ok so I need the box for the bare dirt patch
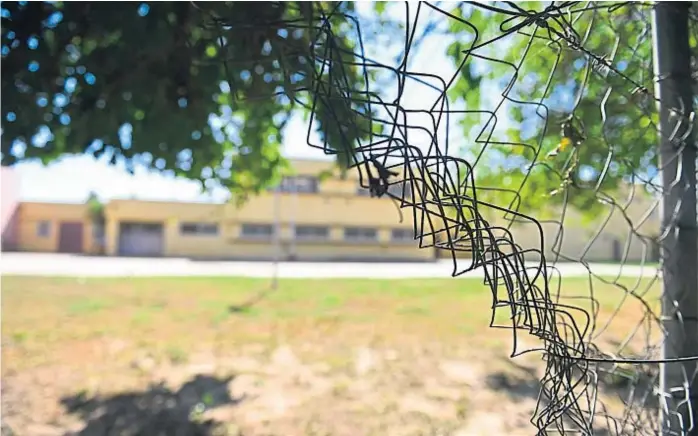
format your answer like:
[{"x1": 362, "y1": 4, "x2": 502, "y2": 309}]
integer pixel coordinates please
[
  {"x1": 2, "y1": 276, "x2": 660, "y2": 435},
  {"x1": 2, "y1": 342, "x2": 524, "y2": 436}
]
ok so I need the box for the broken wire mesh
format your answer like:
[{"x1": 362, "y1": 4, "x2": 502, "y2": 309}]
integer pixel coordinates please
[{"x1": 201, "y1": 2, "x2": 698, "y2": 434}]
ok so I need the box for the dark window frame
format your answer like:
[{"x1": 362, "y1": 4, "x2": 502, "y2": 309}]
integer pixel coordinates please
[
  {"x1": 120, "y1": 222, "x2": 162, "y2": 233},
  {"x1": 294, "y1": 225, "x2": 330, "y2": 240},
  {"x1": 241, "y1": 223, "x2": 274, "y2": 239},
  {"x1": 277, "y1": 175, "x2": 319, "y2": 193},
  {"x1": 357, "y1": 185, "x2": 372, "y2": 196},
  {"x1": 391, "y1": 228, "x2": 414, "y2": 242},
  {"x1": 344, "y1": 226, "x2": 378, "y2": 242},
  {"x1": 357, "y1": 181, "x2": 412, "y2": 198},
  {"x1": 387, "y1": 181, "x2": 412, "y2": 199},
  {"x1": 37, "y1": 220, "x2": 51, "y2": 238},
  {"x1": 180, "y1": 222, "x2": 219, "y2": 236}
]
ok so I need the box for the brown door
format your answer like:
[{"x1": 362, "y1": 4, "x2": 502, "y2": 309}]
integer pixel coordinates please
[{"x1": 58, "y1": 222, "x2": 84, "y2": 253}]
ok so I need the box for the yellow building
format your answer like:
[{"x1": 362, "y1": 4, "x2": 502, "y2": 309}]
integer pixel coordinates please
[
  {"x1": 14, "y1": 201, "x2": 98, "y2": 254},
  {"x1": 439, "y1": 184, "x2": 661, "y2": 264},
  {"x1": 13, "y1": 159, "x2": 435, "y2": 262},
  {"x1": 8, "y1": 159, "x2": 661, "y2": 263},
  {"x1": 493, "y1": 188, "x2": 662, "y2": 263}
]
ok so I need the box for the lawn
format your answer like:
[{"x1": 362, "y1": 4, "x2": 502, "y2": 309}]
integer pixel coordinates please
[{"x1": 2, "y1": 275, "x2": 661, "y2": 436}]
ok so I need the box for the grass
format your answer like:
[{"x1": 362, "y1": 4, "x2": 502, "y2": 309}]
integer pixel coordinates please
[
  {"x1": 1, "y1": 275, "x2": 663, "y2": 435},
  {"x1": 2, "y1": 275, "x2": 661, "y2": 371}
]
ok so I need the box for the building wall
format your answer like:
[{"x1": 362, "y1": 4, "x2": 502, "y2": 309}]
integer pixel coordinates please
[
  {"x1": 435, "y1": 190, "x2": 661, "y2": 263},
  {"x1": 1, "y1": 166, "x2": 20, "y2": 250},
  {"x1": 514, "y1": 194, "x2": 660, "y2": 263},
  {"x1": 103, "y1": 194, "x2": 434, "y2": 261},
  {"x1": 8, "y1": 158, "x2": 661, "y2": 263},
  {"x1": 16, "y1": 202, "x2": 94, "y2": 253},
  {"x1": 98, "y1": 159, "x2": 434, "y2": 261}
]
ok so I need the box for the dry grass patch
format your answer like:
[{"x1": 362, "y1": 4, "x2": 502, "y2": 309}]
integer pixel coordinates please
[{"x1": 2, "y1": 275, "x2": 661, "y2": 435}]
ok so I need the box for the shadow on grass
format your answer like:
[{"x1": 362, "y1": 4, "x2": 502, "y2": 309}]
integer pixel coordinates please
[
  {"x1": 598, "y1": 361, "x2": 659, "y2": 411},
  {"x1": 61, "y1": 374, "x2": 243, "y2": 436},
  {"x1": 227, "y1": 288, "x2": 275, "y2": 314},
  {"x1": 485, "y1": 361, "x2": 540, "y2": 401},
  {"x1": 484, "y1": 363, "x2": 612, "y2": 434},
  {"x1": 486, "y1": 358, "x2": 658, "y2": 435}
]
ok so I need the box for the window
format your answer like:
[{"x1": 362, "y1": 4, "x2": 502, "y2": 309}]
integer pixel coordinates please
[
  {"x1": 277, "y1": 176, "x2": 319, "y2": 193},
  {"x1": 357, "y1": 186, "x2": 372, "y2": 197},
  {"x1": 357, "y1": 181, "x2": 412, "y2": 198},
  {"x1": 121, "y1": 222, "x2": 162, "y2": 233},
  {"x1": 344, "y1": 226, "x2": 377, "y2": 242},
  {"x1": 388, "y1": 181, "x2": 412, "y2": 199},
  {"x1": 180, "y1": 222, "x2": 219, "y2": 236},
  {"x1": 241, "y1": 223, "x2": 274, "y2": 239},
  {"x1": 294, "y1": 225, "x2": 329, "y2": 240},
  {"x1": 391, "y1": 228, "x2": 414, "y2": 242},
  {"x1": 37, "y1": 220, "x2": 50, "y2": 238}
]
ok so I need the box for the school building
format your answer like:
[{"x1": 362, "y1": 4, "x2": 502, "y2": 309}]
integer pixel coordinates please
[
  {"x1": 1, "y1": 160, "x2": 435, "y2": 262},
  {"x1": 1, "y1": 161, "x2": 661, "y2": 263}
]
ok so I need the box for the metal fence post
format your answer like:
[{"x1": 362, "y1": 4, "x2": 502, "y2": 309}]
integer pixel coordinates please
[{"x1": 651, "y1": 2, "x2": 698, "y2": 434}]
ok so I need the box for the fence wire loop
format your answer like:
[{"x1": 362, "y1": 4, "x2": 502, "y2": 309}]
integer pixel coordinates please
[{"x1": 205, "y1": 2, "x2": 698, "y2": 434}]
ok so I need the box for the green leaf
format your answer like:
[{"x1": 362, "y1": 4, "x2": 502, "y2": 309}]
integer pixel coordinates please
[{"x1": 444, "y1": 3, "x2": 661, "y2": 218}]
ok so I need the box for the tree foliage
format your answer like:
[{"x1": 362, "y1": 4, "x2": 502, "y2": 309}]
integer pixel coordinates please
[
  {"x1": 1, "y1": 1, "x2": 373, "y2": 199},
  {"x1": 85, "y1": 190, "x2": 104, "y2": 223},
  {"x1": 445, "y1": 3, "x2": 690, "y2": 218}
]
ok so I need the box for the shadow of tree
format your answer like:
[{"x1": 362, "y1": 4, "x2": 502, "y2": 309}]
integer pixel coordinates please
[
  {"x1": 485, "y1": 361, "x2": 540, "y2": 401},
  {"x1": 595, "y1": 361, "x2": 660, "y2": 435},
  {"x1": 61, "y1": 374, "x2": 244, "y2": 436},
  {"x1": 1, "y1": 420, "x2": 17, "y2": 436},
  {"x1": 486, "y1": 357, "x2": 659, "y2": 435},
  {"x1": 596, "y1": 341, "x2": 660, "y2": 410}
]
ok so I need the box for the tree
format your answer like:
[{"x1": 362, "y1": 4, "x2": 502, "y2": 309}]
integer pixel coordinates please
[
  {"x1": 85, "y1": 190, "x2": 104, "y2": 224},
  {"x1": 85, "y1": 190, "x2": 105, "y2": 253},
  {"x1": 1, "y1": 1, "x2": 375, "y2": 199},
  {"x1": 443, "y1": 3, "x2": 685, "y2": 219}
]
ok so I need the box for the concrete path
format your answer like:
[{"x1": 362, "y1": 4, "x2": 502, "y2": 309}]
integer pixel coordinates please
[{"x1": 1, "y1": 252, "x2": 659, "y2": 279}]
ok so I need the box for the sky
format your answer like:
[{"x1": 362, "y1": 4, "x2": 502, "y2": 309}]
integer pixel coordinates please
[
  {"x1": 13, "y1": 116, "x2": 329, "y2": 204},
  {"x1": 9, "y1": 2, "x2": 528, "y2": 204}
]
